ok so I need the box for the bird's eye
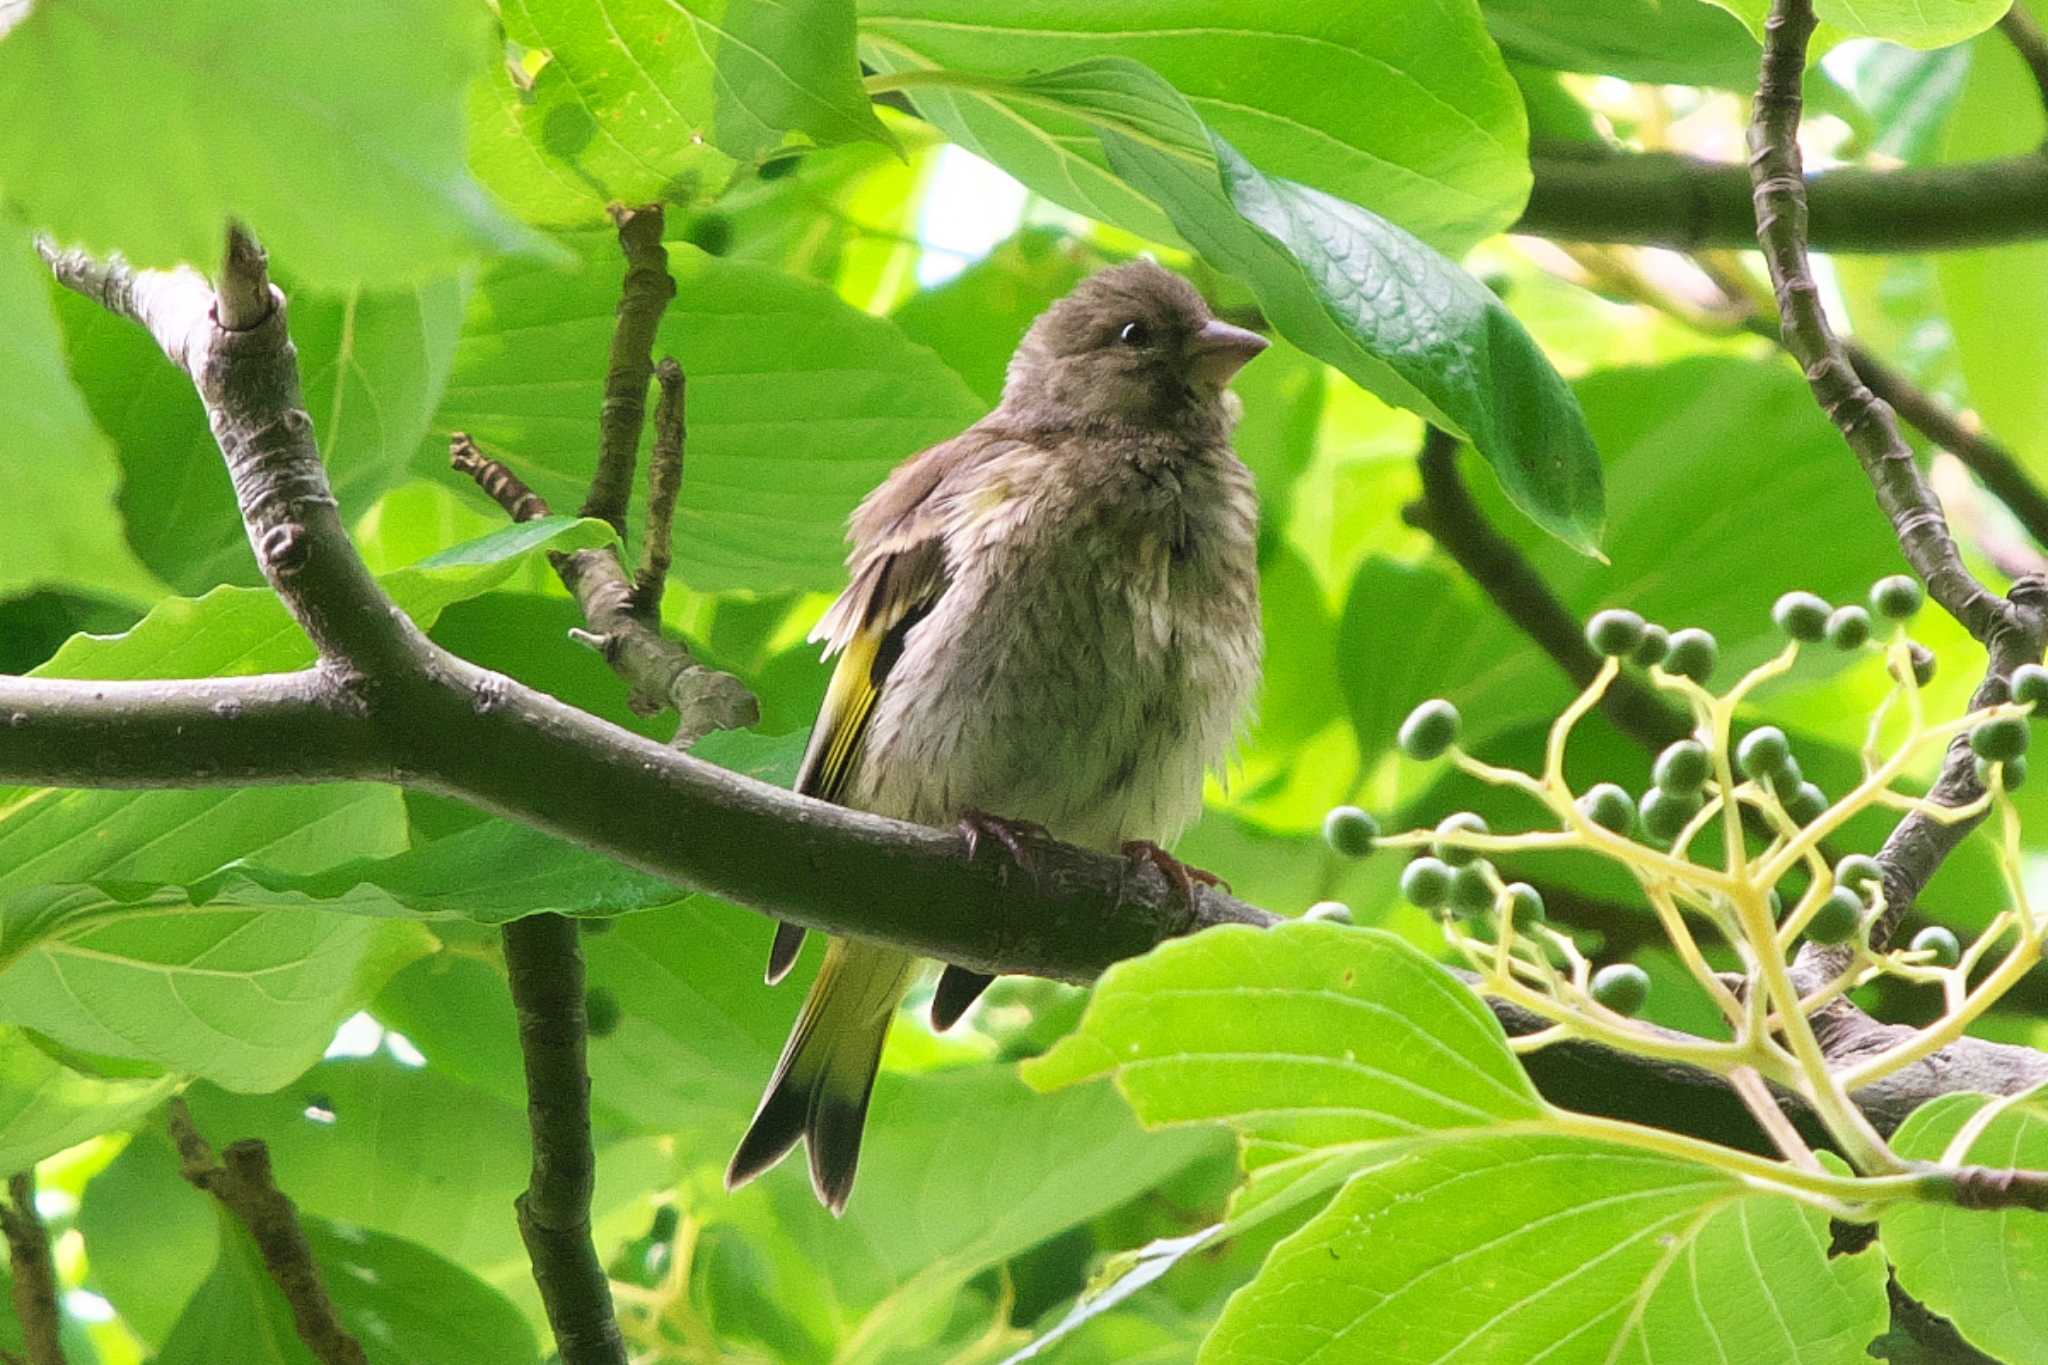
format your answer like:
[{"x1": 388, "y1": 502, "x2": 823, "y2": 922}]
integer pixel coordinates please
[{"x1": 1117, "y1": 320, "x2": 1150, "y2": 347}]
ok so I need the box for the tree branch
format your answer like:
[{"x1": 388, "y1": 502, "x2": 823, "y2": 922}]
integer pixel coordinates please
[
  {"x1": 582, "y1": 204, "x2": 675, "y2": 536},
  {"x1": 2002, "y1": 1, "x2": 2048, "y2": 120},
  {"x1": 168, "y1": 1101, "x2": 366, "y2": 1365},
  {"x1": 1, "y1": 1173, "x2": 65, "y2": 1365},
  {"x1": 1402, "y1": 426, "x2": 1690, "y2": 752},
  {"x1": 633, "y1": 358, "x2": 685, "y2": 617},
  {"x1": 504, "y1": 914, "x2": 624, "y2": 1365},
  {"x1": 1517, "y1": 145, "x2": 2048, "y2": 254}
]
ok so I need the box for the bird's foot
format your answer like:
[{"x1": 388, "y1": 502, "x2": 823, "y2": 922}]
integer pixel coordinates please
[
  {"x1": 1121, "y1": 840, "x2": 1229, "y2": 908},
  {"x1": 958, "y1": 809, "x2": 1051, "y2": 889}
]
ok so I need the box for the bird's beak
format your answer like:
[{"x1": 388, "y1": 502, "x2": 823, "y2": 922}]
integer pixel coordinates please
[{"x1": 1189, "y1": 318, "x2": 1270, "y2": 386}]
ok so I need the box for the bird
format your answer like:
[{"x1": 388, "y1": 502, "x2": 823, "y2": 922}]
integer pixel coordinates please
[{"x1": 725, "y1": 259, "x2": 1268, "y2": 1214}]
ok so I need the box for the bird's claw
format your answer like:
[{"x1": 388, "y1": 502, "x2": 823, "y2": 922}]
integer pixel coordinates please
[
  {"x1": 1121, "y1": 839, "x2": 1228, "y2": 909},
  {"x1": 959, "y1": 809, "x2": 1050, "y2": 889}
]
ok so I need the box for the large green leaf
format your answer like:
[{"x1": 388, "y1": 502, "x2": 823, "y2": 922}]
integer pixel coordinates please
[
  {"x1": 77, "y1": 1128, "x2": 221, "y2": 1346},
  {"x1": 1483, "y1": 0, "x2": 1763, "y2": 87},
  {"x1": 889, "y1": 228, "x2": 1097, "y2": 405},
  {"x1": 473, "y1": 0, "x2": 890, "y2": 230},
  {"x1": 0, "y1": 224, "x2": 161, "y2": 603},
  {"x1": 942, "y1": 58, "x2": 1599, "y2": 551},
  {"x1": 54, "y1": 272, "x2": 469, "y2": 593},
  {"x1": 1702, "y1": 0, "x2": 2008, "y2": 46},
  {"x1": 857, "y1": 0, "x2": 1530, "y2": 256},
  {"x1": 0, "y1": 1026, "x2": 175, "y2": 1174},
  {"x1": 157, "y1": 1209, "x2": 541, "y2": 1365},
  {"x1": 1938, "y1": 37, "x2": 2048, "y2": 474},
  {"x1": 1881, "y1": 1091, "x2": 2048, "y2": 1363},
  {"x1": 1026, "y1": 923, "x2": 1542, "y2": 1167},
  {"x1": 0, "y1": 0, "x2": 551, "y2": 286},
  {"x1": 421, "y1": 235, "x2": 984, "y2": 591},
  {"x1": 1201, "y1": 1135, "x2": 1886, "y2": 1364}
]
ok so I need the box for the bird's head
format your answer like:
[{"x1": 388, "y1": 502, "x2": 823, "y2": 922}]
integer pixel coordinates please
[{"x1": 1002, "y1": 260, "x2": 1268, "y2": 432}]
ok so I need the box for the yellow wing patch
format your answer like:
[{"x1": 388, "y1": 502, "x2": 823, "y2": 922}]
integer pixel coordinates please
[{"x1": 797, "y1": 625, "x2": 883, "y2": 803}]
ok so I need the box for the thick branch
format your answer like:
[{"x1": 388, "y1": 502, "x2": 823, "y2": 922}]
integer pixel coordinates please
[
  {"x1": 582, "y1": 205, "x2": 675, "y2": 535},
  {"x1": 1518, "y1": 145, "x2": 2048, "y2": 253},
  {"x1": 2003, "y1": 1, "x2": 2048, "y2": 119},
  {"x1": 504, "y1": 914, "x2": 625, "y2": 1365},
  {"x1": 1, "y1": 1173, "x2": 64, "y2": 1365},
  {"x1": 168, "y1": 1102, "x2": 366, "y2": 1365},
  {"x1": 1403, "y1": 428, "x2": 1689, "y2": 753}
]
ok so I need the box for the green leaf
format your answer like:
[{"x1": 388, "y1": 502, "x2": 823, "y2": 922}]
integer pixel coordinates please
[
  {"x1": 77, "y1": 1128, "x2": 219, "y2": 1346},
  {"x1": 1483, "y1": 0, "x2": 1763, "y2": 88},
  {"x1": 1882, "y1": 1091, "x2": 2048, "y2": 1363},
  {"x1": 1025, "y1": 923, "x2": 1542, "y2": 1167},
  {"x1": 1938, "y1": 37, "x2": 2048, "y2": 477},
  {"x1": 158, "y1": 1210, "x2": 541, "y2": 1365},
  {"x1": 1818, "y1": 0, "x2": 2013, "y2": 47},
  {"x1": 55, "y1": 272, "x2": 469, "y2": 593},
  {"x1": 857, "y1": 0, "x2": 1530, "y2": 255},
  {"x1": 421, "y1": 235, "x2": 984, "y2": 591},
  {"x1": 0, "y1": 880, "x2": 434, "y2": 1091},
  {"x1": 890, "y1": 228, "x2": 1096, "y2": 405},
  {"x1": 0, "y1": 223, "x2": 162, "y2": 603},
  {"x1": 0, "y1": 0, "x2": 555, "y2": 286},
  {"x1": 0, "y1": 1026, "x2": 175, "y2": 1174},
  {"x1": 953, "y1": 58, "x2": 1599, "y2": 551},
  {"x1": 1200, "y1": 1134, "x2": 1886, "y2": 1364}
]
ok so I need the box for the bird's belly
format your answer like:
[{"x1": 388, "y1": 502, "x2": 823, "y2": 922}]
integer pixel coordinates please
[{"x1": 850, "y1": 550, "x2": 1250, "y2": 854}]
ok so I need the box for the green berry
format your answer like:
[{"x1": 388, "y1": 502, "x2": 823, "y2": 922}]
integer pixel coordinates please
[
  {"x1": 1806, "y1": 887, "x2": 1864, "y2": 945},
  {"x1": 2012, "y1": 664, "x2": 2048, "y2": 709},
  {"x1": 1633, "y1": 623, "x2": 1672, "y2": 668},
  {"x1": 1785, "y1": 781, "x2": 1829, "y2": 824},
  {"x1": 1888, "y1": 642, "x2": 1937, "y2": 689},
  {"x1": 1639, "y1": 786, "x2": 1702, "y2": 844},
  {"x1": 585, "y1": 986, "x2": 621, "y2": 1038},
  {"x1": 1970, "y1": 715, "x2": 2031, "y2": 762},
  {"x1": 1433, "y1": 812, "x2": 1490, "y2": 867},
  {"x1": 1322, "y1": 805, "x2": 1380, "y2": 858},
  {"x1": 1870, "y1": 575, "x2": 1924, "y2": 621},
  {"x1": 1768, "y1": 753, "x2": 1807, "y2": 794},
  {"x1": 1976, "y1": 753, "x2": 2029, "y2": 791},
  {"x1": 1579, "y1": 782, "x2": 1636, "y2": 834},
  {"x1": 1448, "y1": 861, "x2": 1497, "y2": 916},
  {"x1": 1591, "y1": 962, "x2": 1652, "y2": 1016},
  {"x1": 1737, "y1": 727, "x2": 1791, "y2": 781},
  {"x1": 1773, "y1": 591, "x2": 1832, "y2": 642},
  {"x1": 1834, "y1": 854, "x2": 1884, "y2": 898},
  {"x1": 1503, "y1": 882, "x2": 1546, "y2": 930},
  {"x1": 1910, "y1": 925, "x2": 1961, "y2": 967},
  {"x1": 1653, "y1": 739, "x2": 1712, "y2": 793},
  {"x1": 1400, "y1": 857, "x2": 1454, "y2": 908},
  {"x1": 1304, "y1": 900, "x2": 1354, "y2": 924},
  {"x1": 1825, "y1": 605, "x2": 1872, "y2": 650},
  {"x1": 1663, "y1": 628, "x2": 1719, "y2": 683},
  {"x1": 1586, "y1": 609, "x2": 1648, "y2": 658},
  {"x1": 1399, "y1": 699, "x2": 1461, "y2": 760}
]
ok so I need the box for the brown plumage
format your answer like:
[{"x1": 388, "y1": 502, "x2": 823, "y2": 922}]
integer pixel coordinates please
[{"x1": 727, "y1": 260, "x2": 1268, "y2": 1213}]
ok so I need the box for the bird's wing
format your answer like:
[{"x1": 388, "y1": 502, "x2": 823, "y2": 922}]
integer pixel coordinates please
[{"x1": 765, "y1": 431, "x2": 1018, "y2": 984}]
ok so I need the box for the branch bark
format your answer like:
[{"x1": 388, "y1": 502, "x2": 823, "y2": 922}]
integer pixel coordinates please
[
  {"x1": 168, "y1": 1102, "x2": 366, "y2": 1365},
  {"x1": 504, "y1": 914, "x2": 624, "y2": 1365},
  {"x1": 1517, "y1": 145, "x2": 2048, "y2": 253},
  {"x1": 1403, "y1": 426, "x2": 1690, "y2": 753},
  {"x1": 1, "y1": 1173, "x2": 64, "y2": 1365}
]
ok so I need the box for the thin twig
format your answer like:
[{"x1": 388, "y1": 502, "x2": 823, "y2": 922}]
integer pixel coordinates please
[
  {"x1": 1403, "y1": 426, "x2": 1690, "y2": 753},
  {"x1": 2002, "y1": 1, "x2": 2048, "y2": 122},
  {"x1": 450, "y1": 432, "x2": 552, "y2": 523},
  {"x1": 583, "y1": 204, "x2": 676, "y2": 536},
  {"x1": 216, "y1": 223, "x2": 273, "y2": 332},
  {"x1": 633, "y1": 358, "x2": 686, "y2": 617},
  {"x1": 504, "y1": 914, "x2": 626, "y2": 1365},
  {"x1": 1, "y1": 1173, "x2": 65, "y2": 1365},
  {"x1": 167, "y1": 1102, "x2": 366, "y2": 1365}
]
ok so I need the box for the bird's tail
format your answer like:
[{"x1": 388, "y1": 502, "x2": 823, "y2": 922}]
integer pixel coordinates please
[{"x1": 725, "y1": 938, "x2": 915, "y2": 1214}]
